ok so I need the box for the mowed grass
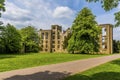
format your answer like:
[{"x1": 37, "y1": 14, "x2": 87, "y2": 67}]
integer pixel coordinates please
[
  {"x1": 64, "y1": 58, "x2": 120, "y2": 80},
  {"x1": 0, "y1": 53, "x2": 105, "y2": 72}
]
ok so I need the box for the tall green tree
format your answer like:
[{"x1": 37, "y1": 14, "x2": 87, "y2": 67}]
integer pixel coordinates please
[
  {"x1": 0, "y1": 24, "x2": 21, "y2": 53},
  {"x1": 20, "y1": 26, "x2": 39, "y2": 53},
  {"x1": 0, "y1": 0, "x2": 6, "y2": 53},
  {"x1": 67, "y1": 7, "x2": 100, "y2": 54},
  {"x1": 86, "y1": 0, "x2": 120, "y2": 27}
]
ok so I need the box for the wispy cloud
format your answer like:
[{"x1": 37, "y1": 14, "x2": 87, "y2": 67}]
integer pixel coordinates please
[
  {"x1": 53, "y1": 6, "x2": 75, "y2": 19},
  {"x1": 1, "y1": 0, "x2": 75, "y2": 30}
]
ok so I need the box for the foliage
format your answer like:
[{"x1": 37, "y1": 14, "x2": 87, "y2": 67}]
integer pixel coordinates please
[
  {"x1": 114, "y1": 11, "x2": 120, "y2": 27},
  {"x1": 86, "y1": 0, "x2": 120, "y2": 27},
  {"x1": 67, "y1": 7, "x2": 100, "y2": 54},
  {"x1": 20, "y1": 26, "x2": 40, "y2": 53},
  {"x1": 0, "y1": 25, "x2": 40, "y2": 53},
  {"x1": 86, "y1": 0, "x2": 120, "y2": 11},
  {"x1": 0, "y1": 0, "x2": 5, "y2": 17},
  {"x1": 0, "y1": 53, "x2": 104, "y2": 72},
  {"x1": 0, "y1": 0, "x2": 5, "y2": 52},
  {"x1": 113, "y1": 40, "x2": 120, "y2": 53},
  {"x1": 0, "y1": 24, "x2": 21, "y2": 53}
]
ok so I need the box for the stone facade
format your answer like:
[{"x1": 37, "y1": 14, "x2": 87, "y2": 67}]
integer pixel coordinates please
[
  {"x1": 39, "y1": 30, "x2": 52, "y2": 52},
  {"x1": 39, "y1": 24, "x2": 113, "y2": 54},
  {"x1": 99, "y1": 24, "x2": 113, "y2": 54},
  {"x1": 39, "y1": 25, "x2": 70, "y2": 52}
]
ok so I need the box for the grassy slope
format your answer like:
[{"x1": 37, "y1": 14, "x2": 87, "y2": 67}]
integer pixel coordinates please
[
  {"x1": 0, "y1": 53, "x2": 104, "y2": 72},
  {"x1": 64, "y1": 58, "x2": 120, "y2": 80}
]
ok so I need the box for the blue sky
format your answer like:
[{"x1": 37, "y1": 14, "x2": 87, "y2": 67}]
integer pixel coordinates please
[{"x1": 0, "y1": 0, "x2": 120, "y2": 40}]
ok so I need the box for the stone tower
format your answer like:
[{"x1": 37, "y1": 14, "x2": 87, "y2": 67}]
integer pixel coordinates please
[
  {"x1": 99, "y1": 24, "x2": 113, "y2": 54},
  {"x1": 51, "y1": 25, "x2": 63, "y2": 52},
  {"x1": 39, "y1": 25, "x2": 64, "y2": 52},
  {"x1": 39, "y1": 29, "x2": 52, "y2": 52}
]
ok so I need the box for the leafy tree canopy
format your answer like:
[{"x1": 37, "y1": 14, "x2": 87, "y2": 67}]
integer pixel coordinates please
[
  {"x1": 0, "y1": 24, "x2": 21, "y2": 53},
  {"x1": 67, "y1": 7, "x2": 100, "y2": 54},
  {"x1": 0, "y1": 0, "x2": 5, "y2": 17},
  {"x1": 86, "y1": 0, "x2": 120, "y2": 11},
  {"x1": 20, "y1": 26, "x2": 40, "y2": 53},
  {"x1": 86, "y1": 0, "x2": 120, "y2": 27}
]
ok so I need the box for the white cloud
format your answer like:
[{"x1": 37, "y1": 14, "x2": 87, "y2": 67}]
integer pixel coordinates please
[
  {"x1": 1, "y1": 0, "x2": 75, "y2": 30},
  {"x1": 5, "y1": 1, "x2": 30, "y2": 18},
  {"x1": 1, "y1": 1, "x2": 33, "y2": 28},
  {"x1": 53, "y1": 6, "x2": 74, "y2": 19}
]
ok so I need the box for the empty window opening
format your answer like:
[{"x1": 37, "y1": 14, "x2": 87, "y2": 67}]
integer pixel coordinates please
[
  {"x1": 102, "y1": 27, "x2": 107, "y2": 36},
  {"x1": 42, "y1": 33, "x2": 44, "y2": 39},
  {"x1": 46, "y1": 32, "x2": 48, "y2": 39},
  {"x1": 58, "y1": 45, "x2": 60, "y2": 48}
]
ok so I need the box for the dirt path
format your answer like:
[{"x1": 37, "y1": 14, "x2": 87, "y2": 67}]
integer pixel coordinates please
[{"x1": 0, "y1": 54, "x2": 120, "y2": 80}]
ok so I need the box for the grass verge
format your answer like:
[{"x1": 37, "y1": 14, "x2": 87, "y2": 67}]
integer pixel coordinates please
[
  {"x1": 63, "y1": 58, "x2": 120, "y2": 80},
  {"x1": 0, "y1": 53, "x2": 105, "y2": 72}
]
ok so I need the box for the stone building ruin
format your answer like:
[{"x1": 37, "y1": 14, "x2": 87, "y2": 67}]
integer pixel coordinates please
[{"x1": 39, "y1": 24, "x2": 113, "y2": 54}]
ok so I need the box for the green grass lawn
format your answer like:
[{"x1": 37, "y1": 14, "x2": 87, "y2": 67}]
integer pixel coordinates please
[
  {"x1": 64, "y1": 58, "x2": 120, "y2": 80},
  {"x1": 0, "y1": 53, "x2": 105, "y2": 72}
]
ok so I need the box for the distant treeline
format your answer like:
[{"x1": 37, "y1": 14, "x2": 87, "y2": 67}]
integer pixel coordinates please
[{"x1": 0, "y1": 24, "x2": 40, "y2": 54}]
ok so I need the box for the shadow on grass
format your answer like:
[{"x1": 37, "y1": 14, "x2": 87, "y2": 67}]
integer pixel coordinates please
[
  {"x1": 110, "y1": 59, "x2": 120, "y2": 66},
  {"x1": 4, "y1": 71, "x2": 71, "y2": 80},
  {"x1": 64, "y1": 72, "x2": 120, "y2": 80},
  {"x1": 0, "y1": 53, "x2": 36, "y2": 60},
  {"x1": 0, "y1": 55, "x2": 16, "y2": 60}
]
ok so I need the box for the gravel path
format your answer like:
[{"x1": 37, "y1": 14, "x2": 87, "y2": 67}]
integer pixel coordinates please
[{"x1": 0, "y1": 54, "x2": 120, "y2": 80}]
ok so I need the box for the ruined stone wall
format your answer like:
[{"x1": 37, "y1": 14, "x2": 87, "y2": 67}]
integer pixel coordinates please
[{"x1": 99, "y1": 24, "x2": 113, "y2": 54}]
